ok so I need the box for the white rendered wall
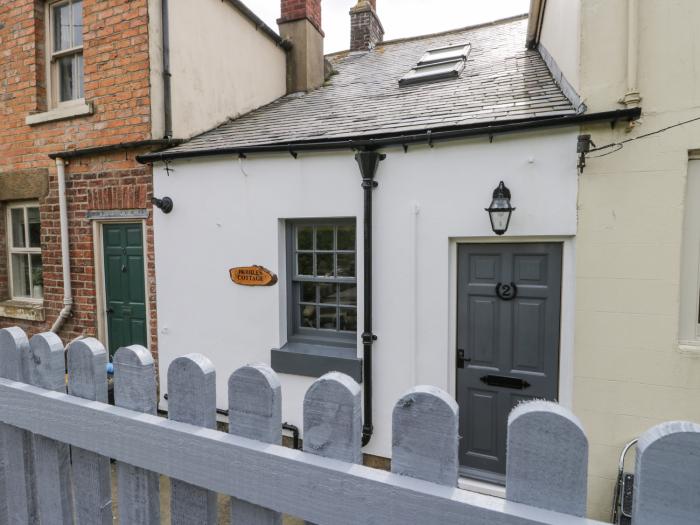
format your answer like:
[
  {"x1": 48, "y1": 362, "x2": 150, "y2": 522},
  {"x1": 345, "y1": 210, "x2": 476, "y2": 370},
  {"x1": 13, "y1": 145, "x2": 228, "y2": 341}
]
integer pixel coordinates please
[{"x1": 153, "y1": 129, "x2": 579, "y2": 458}]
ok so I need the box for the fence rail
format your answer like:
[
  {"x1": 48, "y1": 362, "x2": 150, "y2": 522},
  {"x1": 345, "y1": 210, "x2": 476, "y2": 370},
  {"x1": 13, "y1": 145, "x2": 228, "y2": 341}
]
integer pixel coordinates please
[{"x1": 0, "y1": 327, "x2": 699, "y2": 525}]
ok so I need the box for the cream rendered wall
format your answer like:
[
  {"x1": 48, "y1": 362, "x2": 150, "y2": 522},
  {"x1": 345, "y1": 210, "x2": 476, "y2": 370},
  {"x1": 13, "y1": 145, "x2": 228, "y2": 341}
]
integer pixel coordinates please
[
  {"x1": 538, "y1": 0, "x2": 581, "y2": 92},
  {"x1": 162, "y1": 0, "x2": 287, "y2": 139},
  {"x1": 570, "y1": 0, "x2": 700, "y2": 519},
  {"x1": 152, "y1": 129, "x2": 579, "y2": 460}
]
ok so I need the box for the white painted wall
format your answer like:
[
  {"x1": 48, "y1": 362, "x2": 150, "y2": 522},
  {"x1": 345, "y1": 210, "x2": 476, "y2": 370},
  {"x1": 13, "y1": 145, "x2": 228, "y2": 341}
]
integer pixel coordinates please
[
  {"x1": 538, "y1": 0, "x2": 580, "y2": 93},
  {"x1": 153, "y1": 129, "x2": 579, "y2": 457},
  {"x1": 151, "y1": 0, "x2": 288, "y2": 139}
]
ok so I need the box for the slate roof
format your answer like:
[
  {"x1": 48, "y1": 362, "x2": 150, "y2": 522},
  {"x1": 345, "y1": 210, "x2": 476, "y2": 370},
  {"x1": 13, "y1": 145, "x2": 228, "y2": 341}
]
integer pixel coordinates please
[{"x1": 160, "y1": 15, "x2": 577, "y2": 158}]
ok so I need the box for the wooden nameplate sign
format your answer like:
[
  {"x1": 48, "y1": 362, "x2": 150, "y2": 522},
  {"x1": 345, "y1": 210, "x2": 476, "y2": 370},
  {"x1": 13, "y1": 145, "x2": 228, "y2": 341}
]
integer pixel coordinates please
[{"x1": 229, "y1": 266, "x2": 278, "y2": 287}]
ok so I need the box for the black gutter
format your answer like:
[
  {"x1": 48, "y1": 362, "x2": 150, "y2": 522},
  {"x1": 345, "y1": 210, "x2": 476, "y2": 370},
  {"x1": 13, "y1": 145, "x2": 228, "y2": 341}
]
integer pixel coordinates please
[
  {"x1": 136, "y1": 108, "x2": 641, "y2": 164},
  {"x1": 162, "y1": 0, "x2": 173, "y2": 139},
  {"x1": 355, "y1": 150, "x2": 384, "y2": 447},
  {"x1": 49, "y1": 139, "x2": 184, "y2": 160},
  {"x1": 223, "y1": 0, "x2": 292, "y2": 50}
]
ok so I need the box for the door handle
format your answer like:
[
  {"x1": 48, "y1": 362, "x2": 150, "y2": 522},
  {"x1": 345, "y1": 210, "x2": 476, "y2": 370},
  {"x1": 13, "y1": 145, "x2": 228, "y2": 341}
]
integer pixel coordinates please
[
  {"x1": 106, "y1": 308, "x2": 114, "y2": 314},
  {"x1": 480, "y1": 375, "x2": 531, "y2": 389},
  {"x1": 457, "y1": 349, "x2": 470, "y2": 369}
]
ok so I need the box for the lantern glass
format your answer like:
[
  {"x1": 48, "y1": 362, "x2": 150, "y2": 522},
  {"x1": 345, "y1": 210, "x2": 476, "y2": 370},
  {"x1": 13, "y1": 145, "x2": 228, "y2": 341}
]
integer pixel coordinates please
[{"x1": 485, "y1": 181, "x2": 515, "y2": 235}]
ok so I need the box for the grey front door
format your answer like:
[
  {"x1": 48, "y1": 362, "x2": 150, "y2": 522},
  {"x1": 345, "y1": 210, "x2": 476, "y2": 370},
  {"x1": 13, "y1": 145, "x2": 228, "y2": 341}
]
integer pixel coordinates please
[{"x1": 456, "y1": 243, "x2": 562, "y2": 483}]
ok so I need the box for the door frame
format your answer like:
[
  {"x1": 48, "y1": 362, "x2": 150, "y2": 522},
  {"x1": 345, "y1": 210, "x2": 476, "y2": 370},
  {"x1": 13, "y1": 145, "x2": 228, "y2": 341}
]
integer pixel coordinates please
[
  {"x1": 448, "y1": 236, "x2": 576, "y2": 413},
  {"x1": 93, "y1": 219, "x2": 151, "y2": 353}
]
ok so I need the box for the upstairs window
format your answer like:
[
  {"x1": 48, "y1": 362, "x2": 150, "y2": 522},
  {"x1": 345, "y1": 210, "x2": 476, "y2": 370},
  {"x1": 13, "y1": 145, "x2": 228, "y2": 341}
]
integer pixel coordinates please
[
  {"x1": 399, "y1": 43, "x2": 471, "y2": 86},
  {"x1": 48, "y1": 0, "x2": 84, "y2": 105},
  {"x1": 7, "y1": 203, "x2": 43, "y2": 301},
  {"x1": 289, "y1": 221, "x2": 357, "y2": 343}
]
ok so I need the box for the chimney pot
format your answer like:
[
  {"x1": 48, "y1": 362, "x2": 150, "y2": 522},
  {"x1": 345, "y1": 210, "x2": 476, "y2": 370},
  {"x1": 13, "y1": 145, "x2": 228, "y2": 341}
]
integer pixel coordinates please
[{"x1": 350, "y1": 0, "x2": 384, "y2": 51}]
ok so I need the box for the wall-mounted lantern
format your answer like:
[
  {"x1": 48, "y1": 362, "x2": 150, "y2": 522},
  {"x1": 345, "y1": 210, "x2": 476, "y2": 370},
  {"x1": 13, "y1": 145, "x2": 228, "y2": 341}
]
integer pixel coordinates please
[
  {"x1": 485, "y1": 181, "x2": 515, "y2": 235},
  {"x1": 152, "y1": 196, "x2": 173, "y2": 214}
]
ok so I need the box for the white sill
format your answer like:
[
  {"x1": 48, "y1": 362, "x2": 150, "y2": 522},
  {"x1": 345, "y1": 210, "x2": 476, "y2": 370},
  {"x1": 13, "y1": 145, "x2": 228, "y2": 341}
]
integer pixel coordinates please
[
  {"x1": 458, "y1": 477, "x2": 506, "y2": 499},
  {"x1": 678, "y1": 340, "x2": 700, "y2": 357},
  {"x1": 0, "y1": 299, "x2": 45, "y2": 322},
  {"x1": 26, "y1": 100, "x2": 93, "y2": 126}
]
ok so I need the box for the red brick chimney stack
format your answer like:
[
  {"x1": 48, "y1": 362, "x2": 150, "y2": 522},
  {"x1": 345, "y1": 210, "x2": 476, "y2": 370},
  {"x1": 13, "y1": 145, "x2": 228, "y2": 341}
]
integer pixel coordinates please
[
  {"x1": 350, "y1": 0, "x2": 384, "y2": 51},
  {"x1": 278, "y1": 0, "x2": 325, "y2": 93}
]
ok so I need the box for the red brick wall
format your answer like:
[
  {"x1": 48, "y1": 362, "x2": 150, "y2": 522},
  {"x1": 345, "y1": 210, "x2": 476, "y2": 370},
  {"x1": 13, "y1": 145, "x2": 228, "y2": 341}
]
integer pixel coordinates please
[
  {"x1": 0, "y1": 0, "x2": 158, "y2": 360},
  {"x1": 279, "y1": 0, "x2": 322, "y2": 33}
]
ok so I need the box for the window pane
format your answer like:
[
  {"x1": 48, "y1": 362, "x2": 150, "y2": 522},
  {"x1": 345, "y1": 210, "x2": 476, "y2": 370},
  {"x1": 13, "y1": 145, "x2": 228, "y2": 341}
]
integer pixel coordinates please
[
  {"x1": 316, "y1": 253, "x2": 334, "y2": 277},
  {"x1": 319, "y1": 284, "x2": 336, "y2": 304},
  {"x1": 339, "y1": 308, "x2": 357, "y2": 332},
  {"x1": 338, "y1": 284, "x2": 357, "y2": 306},
  {"x1": 11, "y1": 254, "x2": 31, "y2": 298},
  {"x1": 297, "y1": 226, "x2": 313, "y2": 250},
  {"x1": 300, "y1": 304, "x2": 317, "y2": 329},
  {"x1": 11, "y1": 208, "x2": 26, "y2": 248},
  {"x1": 72, "y1": 0, "x2": 83, "y2": 47},
  {"x1": 337, "y1": 253, "x2": 355, "y2": 277},
  {"x1": 58, "y1": 56, "x2": 74, "y2": 102},
  {"x1": 297, "y1": 253, "x2": 313, "y2": 276},
  {"x1": 27, "y1": 207, "x2": 41, "y2": 248},
  {"x1": 76, "y1": 53, "x2": 84, "y2": 98},
  {"x1": 316, "y1": 226, "x2": 333, "y2": 250},
  {"x1": 53, "y1": 3, "x2": 71, "y2": 51},
  {"x1": 337, "y1": 225, "x2": 355, "y2": 250},
  {"x1": 319, "y1": 307, "x2": 337, "y2": 330},
  {"x1": 31, "y1": 254, "x2": 43, "y2": 299},
  {"x1": 301, "y1": 282, "x2": 316, "y2": 303}
]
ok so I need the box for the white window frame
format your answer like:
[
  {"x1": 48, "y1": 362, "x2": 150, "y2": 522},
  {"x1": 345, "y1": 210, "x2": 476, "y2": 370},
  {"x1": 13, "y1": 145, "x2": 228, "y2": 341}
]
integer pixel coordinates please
[
  {"x1": 6, "y1": 202, "x2": 43, "y2": 303},
  {"x1": 679, "y1": 159, "x2": 700, "y2": 350},
  {"x1": 46, "y1": 0, "x2": 84, "y2": 109}
]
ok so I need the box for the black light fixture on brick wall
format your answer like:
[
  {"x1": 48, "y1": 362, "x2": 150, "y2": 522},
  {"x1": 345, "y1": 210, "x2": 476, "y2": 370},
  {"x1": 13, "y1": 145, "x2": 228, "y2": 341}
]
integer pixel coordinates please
[{"x1": 485, "y1": 181, "x2": 515, "y2": 235}]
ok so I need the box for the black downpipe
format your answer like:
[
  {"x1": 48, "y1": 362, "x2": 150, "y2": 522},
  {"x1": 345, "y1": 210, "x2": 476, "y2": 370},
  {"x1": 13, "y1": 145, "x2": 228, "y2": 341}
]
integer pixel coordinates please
[
  {"x1": 161, "y1": 0, "x2": 173, "y2": 139},
  {"x1": 355, "y1": 150, "x2": 385, "y2": 447}
]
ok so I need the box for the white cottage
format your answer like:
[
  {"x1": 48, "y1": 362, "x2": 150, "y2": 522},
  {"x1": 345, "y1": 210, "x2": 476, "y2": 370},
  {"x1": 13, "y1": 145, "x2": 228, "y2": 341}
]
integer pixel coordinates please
[{"x1": 138, "y1": 2, "x2": 638, "y2": 488}]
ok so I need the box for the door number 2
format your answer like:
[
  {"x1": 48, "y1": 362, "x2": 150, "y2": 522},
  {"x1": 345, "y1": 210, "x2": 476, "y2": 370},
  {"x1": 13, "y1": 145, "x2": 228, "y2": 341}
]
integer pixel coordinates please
[{"x1": 495, "y1": 282, "x2": 517, "y2": 301}]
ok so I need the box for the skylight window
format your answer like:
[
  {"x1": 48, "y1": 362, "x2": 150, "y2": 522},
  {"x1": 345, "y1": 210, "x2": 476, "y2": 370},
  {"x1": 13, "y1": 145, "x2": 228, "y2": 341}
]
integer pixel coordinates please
[
  {"x1": 418, "y1": 43, "x2": 471, "y2": 65},
  {"x1": 399, "y1": 43, "x2": 471, "y2": 86}
]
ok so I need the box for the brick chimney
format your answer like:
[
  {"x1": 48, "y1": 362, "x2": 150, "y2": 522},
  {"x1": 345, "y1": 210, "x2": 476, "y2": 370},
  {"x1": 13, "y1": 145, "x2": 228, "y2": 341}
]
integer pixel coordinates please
[
  {"x1": 278, "y1": 0, "x2": 325, "y2": 93},
  {"x1": 350, "y1": 0, "x2": 384, "y2": 51}
]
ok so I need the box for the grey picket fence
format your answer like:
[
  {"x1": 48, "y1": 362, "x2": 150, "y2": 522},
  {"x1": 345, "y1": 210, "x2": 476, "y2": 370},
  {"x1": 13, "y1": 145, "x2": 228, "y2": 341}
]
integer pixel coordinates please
[{"x1": 0, "y1": 327, "x2": 698, "y2": 525}]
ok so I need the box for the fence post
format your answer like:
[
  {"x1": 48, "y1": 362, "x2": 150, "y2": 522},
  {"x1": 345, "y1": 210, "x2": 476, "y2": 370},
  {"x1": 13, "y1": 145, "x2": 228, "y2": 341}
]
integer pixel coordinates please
[
  {"x1": 304, "y1": 372, "x2": 362, "y2": 525},
  {"x1": 632, "y1": 420, "x2": 700, "y2": 525},
  {"x1": 67, "y1": 338, "x2": 113, "y2": 525},
  {"x1": 228, "y1": 364, "x2": 282, "y2": 525},
  {"x1": 26, "y1": 332, "x2": 74, "y2": 525},
  {"x1": 167, "y1": 354, "x2": 218, "y2": 525},
  {"x1": 114, "y1": 345, "x2": 160, "y2": 525},
  {"x1": 391, "y1": 385, "x2": 459, "y2": 486},
  {"x1": 0, "y1": 327, "x2": 36, "y2": 524},
  {"x1": 506, "y1": 400, "x2": 588, "y2": 517}
]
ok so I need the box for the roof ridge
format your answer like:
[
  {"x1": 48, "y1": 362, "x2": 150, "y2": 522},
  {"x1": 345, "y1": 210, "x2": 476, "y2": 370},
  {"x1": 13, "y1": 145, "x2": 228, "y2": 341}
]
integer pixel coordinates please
[{"x1": 326, "y1": 13, "x2": 528, "y2": 58}]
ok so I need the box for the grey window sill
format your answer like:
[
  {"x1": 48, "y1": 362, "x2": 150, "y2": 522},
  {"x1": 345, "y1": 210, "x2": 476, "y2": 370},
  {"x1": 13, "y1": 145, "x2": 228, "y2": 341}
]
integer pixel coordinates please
[
  {"x1": 0, "y1": 300, "x2": 45, "y2": 321},
  {"x1": 271, "y1": 341, "x2": 362, "y2": 383},
  {"x1": 25, "y1": 100, "x2": 93, "y2": 126}
]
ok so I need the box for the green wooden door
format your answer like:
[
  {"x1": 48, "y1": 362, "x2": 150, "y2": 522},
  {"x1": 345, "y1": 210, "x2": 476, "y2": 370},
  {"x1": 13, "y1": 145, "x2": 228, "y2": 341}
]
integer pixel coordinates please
[{"x1": 103, "y1": 223, "x2": 147, "y2": 357}]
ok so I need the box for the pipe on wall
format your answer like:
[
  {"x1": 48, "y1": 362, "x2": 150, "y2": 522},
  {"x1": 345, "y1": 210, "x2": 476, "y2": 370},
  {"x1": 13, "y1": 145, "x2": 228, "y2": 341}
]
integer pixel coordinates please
[
  {"x1": 355, "y1": 150, "x2": 385, "y2": 447},
  {"x1": 161, "y1": 0, "x2": 173, "y2": 138},
  {"x1": 620, "y1": 0, "x2": 641, "y2": 108},
  {"x1": 50, "y1": 157, "x2": 73, "y2": 334}
]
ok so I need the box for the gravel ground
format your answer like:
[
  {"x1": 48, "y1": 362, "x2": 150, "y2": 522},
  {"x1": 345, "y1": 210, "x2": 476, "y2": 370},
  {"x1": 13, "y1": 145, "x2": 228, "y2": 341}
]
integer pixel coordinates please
[{"x1": 110, "y1": 463, "x2": 304, "y2": 524}]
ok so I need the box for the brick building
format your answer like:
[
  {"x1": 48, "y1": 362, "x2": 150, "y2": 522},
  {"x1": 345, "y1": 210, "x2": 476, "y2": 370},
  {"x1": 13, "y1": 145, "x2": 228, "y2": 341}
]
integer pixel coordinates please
[{"x1": 0, "y1": 0, "x2": 287, "y2": 359}]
